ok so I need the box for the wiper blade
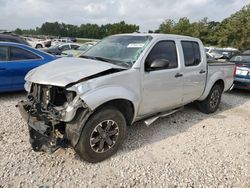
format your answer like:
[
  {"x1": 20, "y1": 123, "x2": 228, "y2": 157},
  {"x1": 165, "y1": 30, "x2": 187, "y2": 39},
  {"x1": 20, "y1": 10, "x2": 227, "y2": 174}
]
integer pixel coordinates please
[
  {"x1": 80, "y1": 55, "x2": 110, "y2": 63},
  {"x1": 79, "y1": 55, "x2": 96, "y2": 60},
  {"x1": 79, "y1": 55, "x2": 130, "y2": 68}
]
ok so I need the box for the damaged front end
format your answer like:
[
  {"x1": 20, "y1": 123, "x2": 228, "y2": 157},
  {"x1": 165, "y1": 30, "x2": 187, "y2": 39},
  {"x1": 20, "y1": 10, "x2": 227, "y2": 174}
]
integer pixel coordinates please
[{"x1": 18, "y1": 83, "x2": 90, "y2": 153}]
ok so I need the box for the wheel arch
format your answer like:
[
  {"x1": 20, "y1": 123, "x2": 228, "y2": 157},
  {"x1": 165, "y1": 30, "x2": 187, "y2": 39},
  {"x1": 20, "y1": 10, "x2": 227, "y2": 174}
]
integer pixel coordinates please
[
  {"x1": 78, "y1": 86, "x2": 139, "y2": 124},
  {"x1": 198, "y1": 72, "x2": 225, "y2": 101},
  {"x1": 93, "y1": 98, "x2": 135, "y2": 126}
]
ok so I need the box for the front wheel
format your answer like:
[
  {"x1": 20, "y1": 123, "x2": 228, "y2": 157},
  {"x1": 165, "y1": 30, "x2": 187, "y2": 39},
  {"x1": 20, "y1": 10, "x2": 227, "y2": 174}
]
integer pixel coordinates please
[
  {"x1": 75, "y1": 107, "x2": 127, "y2": 163},
  {"x1": 197, "y1": 84, "x2": 222, "y2": 114}
]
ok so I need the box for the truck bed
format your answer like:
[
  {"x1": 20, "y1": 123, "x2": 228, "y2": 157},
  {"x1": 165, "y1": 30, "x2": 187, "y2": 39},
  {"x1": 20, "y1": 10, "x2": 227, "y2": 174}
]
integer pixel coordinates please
[{"x1": 207, "y1": 60, "x2": 235, "y2": 92}]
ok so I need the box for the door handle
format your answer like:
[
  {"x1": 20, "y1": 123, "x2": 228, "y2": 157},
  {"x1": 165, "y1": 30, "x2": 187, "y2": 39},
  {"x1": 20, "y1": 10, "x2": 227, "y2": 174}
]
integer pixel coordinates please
[
  {"x1": 175, "y1": 73, "x2": 183, "y2": 78},
  {"x1": 199, "y1": 70, "x2": 206, "y2": 74}
]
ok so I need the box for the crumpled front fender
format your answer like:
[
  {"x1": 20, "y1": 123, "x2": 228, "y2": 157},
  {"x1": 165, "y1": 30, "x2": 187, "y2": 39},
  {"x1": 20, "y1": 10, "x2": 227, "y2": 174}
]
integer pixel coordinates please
[{"x1": 78, "y1": 85, "x2": 139, "y2": 120}]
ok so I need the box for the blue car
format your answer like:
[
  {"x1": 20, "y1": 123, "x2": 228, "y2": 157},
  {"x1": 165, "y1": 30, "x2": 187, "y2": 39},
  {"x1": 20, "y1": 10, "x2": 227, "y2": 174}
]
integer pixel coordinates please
[
  {"x1": 230, "y1": 54, "x2": 250, "y2": 90},
  {"x1": 0, "y1": 42, "x2": 56, "y2": 92}
]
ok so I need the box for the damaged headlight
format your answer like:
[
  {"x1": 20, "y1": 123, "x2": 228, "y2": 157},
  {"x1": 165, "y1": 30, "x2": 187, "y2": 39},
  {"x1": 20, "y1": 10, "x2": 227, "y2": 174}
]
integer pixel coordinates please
[
  {"x1": 68, "y1": 81, "x2": 92, "y2": 95},
  {"x1": 24, "y1": 81, "x2": 32, "y2": 92}
]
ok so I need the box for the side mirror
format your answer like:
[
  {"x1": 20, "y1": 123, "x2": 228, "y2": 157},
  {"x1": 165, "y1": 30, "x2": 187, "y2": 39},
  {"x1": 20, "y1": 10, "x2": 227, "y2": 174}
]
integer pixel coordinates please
[{"x1": 146, "y1": 59, "x2": 170, "y2": 71}]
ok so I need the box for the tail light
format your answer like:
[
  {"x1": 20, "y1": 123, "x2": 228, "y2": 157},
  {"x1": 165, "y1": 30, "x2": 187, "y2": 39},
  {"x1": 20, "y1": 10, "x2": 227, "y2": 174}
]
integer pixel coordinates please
[{"x1": 233, "y1": 65, "x2": 237, "y2": 78}]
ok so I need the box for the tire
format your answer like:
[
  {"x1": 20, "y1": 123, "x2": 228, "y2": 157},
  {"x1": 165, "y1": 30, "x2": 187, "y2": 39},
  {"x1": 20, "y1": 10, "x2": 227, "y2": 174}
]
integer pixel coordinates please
[
  {"x1": 197, "y1": 84, "x2": 222, "y2": 114},
  {"x1": 36, "y1": 44, "x2": 43, "y2": 48},
  {"x1": 75, "y1": 107, "x2": 127, "y2": 163}
]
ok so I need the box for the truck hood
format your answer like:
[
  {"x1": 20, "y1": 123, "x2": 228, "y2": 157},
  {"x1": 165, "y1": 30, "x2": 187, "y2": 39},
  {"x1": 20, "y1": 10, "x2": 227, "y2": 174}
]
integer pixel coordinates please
[{"x1": 25, "y1": 57, "x2": 126, "y2": 87}]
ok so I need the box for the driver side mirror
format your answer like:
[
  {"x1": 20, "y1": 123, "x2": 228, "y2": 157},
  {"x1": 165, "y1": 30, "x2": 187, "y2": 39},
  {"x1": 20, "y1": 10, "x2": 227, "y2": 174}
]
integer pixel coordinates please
[{"x1": 145, "y1": 59, "x2": 170, "y2": 71}]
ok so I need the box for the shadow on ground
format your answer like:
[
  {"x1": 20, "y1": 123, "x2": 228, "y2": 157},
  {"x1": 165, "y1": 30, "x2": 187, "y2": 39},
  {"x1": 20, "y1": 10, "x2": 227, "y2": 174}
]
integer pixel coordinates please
[{"x1": 119, "y1": 89, "x2": 250, "y2": 155}]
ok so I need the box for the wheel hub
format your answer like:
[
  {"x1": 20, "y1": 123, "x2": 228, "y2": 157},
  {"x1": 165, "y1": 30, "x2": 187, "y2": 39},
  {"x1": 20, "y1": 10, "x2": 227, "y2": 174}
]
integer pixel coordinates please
[
  {"x1": 90, "y1": 120, "x2": 119, "y2": 153},
  {"x1": 210, "y1": 89, "x2": 220, "y2": 109}
]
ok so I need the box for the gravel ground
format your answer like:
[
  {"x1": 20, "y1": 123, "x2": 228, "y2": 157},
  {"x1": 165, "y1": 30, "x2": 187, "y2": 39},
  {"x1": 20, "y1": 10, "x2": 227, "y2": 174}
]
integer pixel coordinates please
[{"x1": 0, "y1": 90, "x2": 249, "y2": 187}]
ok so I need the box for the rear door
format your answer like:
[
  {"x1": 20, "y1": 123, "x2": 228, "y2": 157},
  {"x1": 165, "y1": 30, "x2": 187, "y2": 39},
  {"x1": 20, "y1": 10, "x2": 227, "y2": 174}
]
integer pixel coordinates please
[
  {"x1": 139, "y1": 40, "x2": 183, "y2": 116},
  {"x1": 181, "y1": 41, "x2": 206, "y2": 103}
]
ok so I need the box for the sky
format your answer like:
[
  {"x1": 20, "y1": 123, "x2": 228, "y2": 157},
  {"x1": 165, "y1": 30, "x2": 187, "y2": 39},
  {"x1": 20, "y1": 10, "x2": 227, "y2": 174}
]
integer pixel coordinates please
[{"x1": 0, "y1": 0, "x2": 249, "y2": 32}]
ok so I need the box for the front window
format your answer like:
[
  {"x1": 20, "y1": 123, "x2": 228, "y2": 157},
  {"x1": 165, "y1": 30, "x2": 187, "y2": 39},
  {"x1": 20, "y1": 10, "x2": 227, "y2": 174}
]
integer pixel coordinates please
[
  {"x1": 60, "y1": 44, "x2": 70, "y2": 51},
  {"x1": 82, "y1": 35, "x2": 152, "y2": 68}
]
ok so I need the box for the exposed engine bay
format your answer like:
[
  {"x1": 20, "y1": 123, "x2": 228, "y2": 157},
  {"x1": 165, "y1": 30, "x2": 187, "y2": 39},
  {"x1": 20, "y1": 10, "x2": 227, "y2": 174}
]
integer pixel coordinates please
[{"x1": 18, "y1": 83, "x2": 89, "y2": 153}]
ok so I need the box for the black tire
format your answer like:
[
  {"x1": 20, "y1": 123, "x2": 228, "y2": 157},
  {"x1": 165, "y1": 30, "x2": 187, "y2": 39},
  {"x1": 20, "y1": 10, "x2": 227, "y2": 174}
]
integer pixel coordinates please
[
  {"x1": 36, "y1": 44, "x2": 43, "y2": 48},
  {"x1": 197, "y1": 84, "x2": 222, "y2": 114},
  {"x1": 75, "y1": 107, "x2": 127, "y2": 163}
]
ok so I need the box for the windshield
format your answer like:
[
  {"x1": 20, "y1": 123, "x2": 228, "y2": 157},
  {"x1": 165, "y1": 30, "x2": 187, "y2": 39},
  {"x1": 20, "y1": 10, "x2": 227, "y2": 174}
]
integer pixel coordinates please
[
  {"x1": 49, "y1": 44, "x2": 59, "y2": 49},
  {"x1": 82, "y1": 35, "x2": 152, "y2": 67},
  {"x1": 79, "y1": 44, "x2": 90, "y2": 51},
  {"x1": 230, "y1": 55, "x2": 250, "y2": 63}
]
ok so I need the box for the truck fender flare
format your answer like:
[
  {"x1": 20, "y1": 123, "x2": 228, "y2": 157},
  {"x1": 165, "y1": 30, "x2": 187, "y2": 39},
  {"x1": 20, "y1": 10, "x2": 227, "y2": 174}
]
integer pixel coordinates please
[
  {"x1": 79, "y1": 85, "x2": 139, "y2": 119},
  {"x1": 198, "y1": 72, "x2": 224, "y2": 101}
]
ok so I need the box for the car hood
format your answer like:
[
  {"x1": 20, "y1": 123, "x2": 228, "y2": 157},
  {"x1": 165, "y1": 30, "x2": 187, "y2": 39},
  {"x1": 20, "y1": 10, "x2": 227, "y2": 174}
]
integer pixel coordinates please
[{"x1": 25, "y1": 57, "x2": 127, "y2": 87}]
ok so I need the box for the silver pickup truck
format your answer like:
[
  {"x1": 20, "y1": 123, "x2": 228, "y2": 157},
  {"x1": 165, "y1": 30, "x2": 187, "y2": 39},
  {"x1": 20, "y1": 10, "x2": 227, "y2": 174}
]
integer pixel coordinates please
[{"x1": 18, "y1": 34, "x2": 235, "y2": 163}]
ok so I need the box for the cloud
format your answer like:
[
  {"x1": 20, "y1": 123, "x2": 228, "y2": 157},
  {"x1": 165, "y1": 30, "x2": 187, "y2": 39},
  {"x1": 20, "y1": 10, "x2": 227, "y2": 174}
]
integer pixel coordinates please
[{"x1": 0, "y1": 0, "x2": 249, "y2": 32}]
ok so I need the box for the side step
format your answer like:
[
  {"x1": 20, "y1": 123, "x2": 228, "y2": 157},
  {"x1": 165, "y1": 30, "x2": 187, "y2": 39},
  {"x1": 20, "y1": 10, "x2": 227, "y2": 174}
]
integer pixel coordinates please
[{"x1": 144, "y1": 107, "x2": 183, "y2": 126}]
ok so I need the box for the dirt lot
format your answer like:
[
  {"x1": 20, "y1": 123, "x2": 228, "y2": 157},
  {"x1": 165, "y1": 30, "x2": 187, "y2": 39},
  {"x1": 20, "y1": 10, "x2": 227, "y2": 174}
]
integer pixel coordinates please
[{"x1": 0, "y1": 90, "x2": 249, "y2": 187}]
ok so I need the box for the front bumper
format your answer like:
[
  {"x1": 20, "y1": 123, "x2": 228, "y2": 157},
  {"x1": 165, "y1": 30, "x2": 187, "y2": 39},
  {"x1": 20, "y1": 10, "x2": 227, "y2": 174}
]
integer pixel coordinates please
[{"x1": 18, "y1": 101, "x2": 63, "y2": 153}]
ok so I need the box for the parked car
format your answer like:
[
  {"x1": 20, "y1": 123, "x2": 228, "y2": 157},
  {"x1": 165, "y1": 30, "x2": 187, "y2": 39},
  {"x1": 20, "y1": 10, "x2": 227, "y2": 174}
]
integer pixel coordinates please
[
  {"x1": 206, "y1": 52, "x2": 215, "y2": 61},
  {"x1": 242, "y1": 50, "x2": 250, "y2": 55},
  {"x1": 18, "y1": 34, "x2": 234, "y2": 163},
  {"x1": 0, "y1": 42, "x2": 56, "y2": 92},
  {"x1": 61, "y1": 42, "x2": 96, "y2": 57},
  {"x1": 206, "y1": 47, "x2": 240, "y2": 60},
  {"x1": 230, "y1": 54, "x2": 250, "y2": 90},
  {"x1": 51, "y1": 38, "x2": 73, "y2": 46},
  {"x1": 68, "y1": 37, "x2": 77, "y2": 42},
  {"x1": 24, "y1": 37, "x2": 51, "y2": 48},
  {"x1": 42, "y1": 43, "x2": 80, "y2": 55},
  {"x1": 0, "y1": 34, "x2": 30, "y2": 46}
]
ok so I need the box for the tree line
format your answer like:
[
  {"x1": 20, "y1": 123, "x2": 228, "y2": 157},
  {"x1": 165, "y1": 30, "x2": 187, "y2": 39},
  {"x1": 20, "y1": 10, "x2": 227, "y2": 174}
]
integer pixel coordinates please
[
  {"x1": 15, "y1": 4, "x2": 250, "y2": 50},
  {"x1": 15, "y1": 21, "x2": 139, "y2": 39}
]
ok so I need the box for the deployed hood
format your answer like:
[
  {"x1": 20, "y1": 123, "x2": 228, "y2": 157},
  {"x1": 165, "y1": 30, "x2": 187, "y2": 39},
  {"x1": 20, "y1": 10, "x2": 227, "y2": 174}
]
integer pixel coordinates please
[{"x1": 25, "y1": 57, "x2": 126, "y2": 87}]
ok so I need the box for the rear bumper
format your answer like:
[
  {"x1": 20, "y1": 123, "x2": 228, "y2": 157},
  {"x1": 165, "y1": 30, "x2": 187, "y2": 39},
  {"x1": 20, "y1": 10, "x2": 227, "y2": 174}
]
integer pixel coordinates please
[{"x1": 234, "y1": 78, "x2": 250, "y2": 90}]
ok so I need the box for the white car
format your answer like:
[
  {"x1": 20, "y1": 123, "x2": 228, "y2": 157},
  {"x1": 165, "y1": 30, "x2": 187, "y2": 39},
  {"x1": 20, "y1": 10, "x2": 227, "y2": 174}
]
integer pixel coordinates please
[
  {"x1": 24, "y1": 37, "x2": 51, "y2": 48},
  {"x1": 51, "y1": 38, "x2": 73, "y2": 46},
  {"x1": 205, "y1": 47, "x2": 240, "y2": 60}
]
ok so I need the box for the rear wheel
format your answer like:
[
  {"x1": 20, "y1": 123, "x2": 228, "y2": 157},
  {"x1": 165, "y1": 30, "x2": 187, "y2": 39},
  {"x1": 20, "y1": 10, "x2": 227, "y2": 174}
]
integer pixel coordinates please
[
  {"x1": 36, "y1": 44, "x2": 43, "y2": 48},
  {"x1": 76, "y1": 107, "x2": 127, "y2": 163},
  {"x1": 197, "y1": 84, "x2": 222, "y2": 114}
]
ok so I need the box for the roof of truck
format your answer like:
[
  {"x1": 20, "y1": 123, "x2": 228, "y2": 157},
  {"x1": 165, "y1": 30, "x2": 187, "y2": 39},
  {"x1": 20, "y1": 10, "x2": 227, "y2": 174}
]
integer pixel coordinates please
[{"x1": 114, "y1": 33, "x2": 198, "y2": 40}]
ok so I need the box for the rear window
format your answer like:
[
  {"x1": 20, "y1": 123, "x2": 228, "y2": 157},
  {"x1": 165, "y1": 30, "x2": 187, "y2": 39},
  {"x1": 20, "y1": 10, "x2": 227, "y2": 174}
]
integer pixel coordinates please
[
  {"x1": 230, "y1": 55, "x2": 250, "y2": 63},
  {"x1": 10, "y1": 47, "x2": 40, "y2": 61},
  {"x1": 181, "y1": 41, "x2": 201, "y2": 66}
]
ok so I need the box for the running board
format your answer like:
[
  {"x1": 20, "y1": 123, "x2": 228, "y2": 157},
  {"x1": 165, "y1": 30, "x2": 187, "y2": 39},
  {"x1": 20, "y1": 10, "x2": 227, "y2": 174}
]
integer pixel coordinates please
[{"x1": 144, "y1": 107, "x2": 183, "y2": 127}]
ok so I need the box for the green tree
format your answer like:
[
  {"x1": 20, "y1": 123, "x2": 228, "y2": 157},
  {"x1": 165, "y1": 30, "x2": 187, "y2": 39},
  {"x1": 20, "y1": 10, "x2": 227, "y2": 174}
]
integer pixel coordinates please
[
  {"x1": 14, "y1": 28, "x2": 23, "y2": 35},
  {"x1": 158, "y1": 19, "x2": 174, "y2": 34}
]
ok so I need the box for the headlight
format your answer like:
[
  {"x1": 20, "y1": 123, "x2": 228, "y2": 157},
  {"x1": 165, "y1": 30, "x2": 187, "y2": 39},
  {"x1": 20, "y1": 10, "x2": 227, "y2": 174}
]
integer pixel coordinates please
[
  {"x1": 67, "y1": 81, "x2": 92, "y2": 95},
  {"x1": 24, "y1": 81, "x2": 32, "y2": 92},
  {"x1": 76, "y1": 82, "x2": 91, "y2": 93}
]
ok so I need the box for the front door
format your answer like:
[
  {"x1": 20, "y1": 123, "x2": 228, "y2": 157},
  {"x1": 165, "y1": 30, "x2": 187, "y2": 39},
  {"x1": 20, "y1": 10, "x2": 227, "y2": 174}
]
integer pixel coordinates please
[{"x1": 139, "y1": 40, "x2": 183, "y2": 116}]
